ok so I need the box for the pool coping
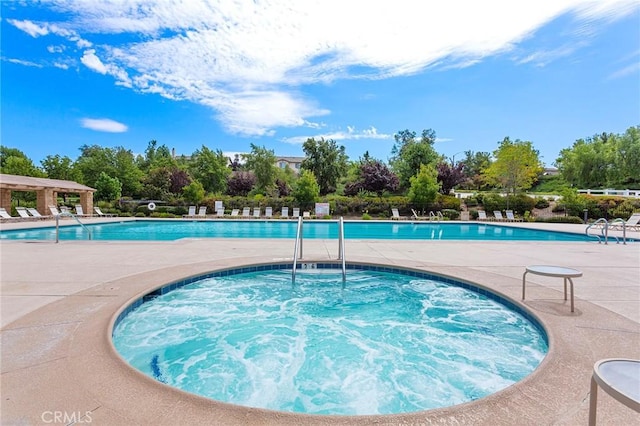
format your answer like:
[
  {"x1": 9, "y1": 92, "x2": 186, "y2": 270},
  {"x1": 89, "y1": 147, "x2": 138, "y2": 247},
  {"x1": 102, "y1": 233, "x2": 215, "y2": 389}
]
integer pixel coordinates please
[{"x1": 2, "y1": 251, "x2": 639, "y2": 425}]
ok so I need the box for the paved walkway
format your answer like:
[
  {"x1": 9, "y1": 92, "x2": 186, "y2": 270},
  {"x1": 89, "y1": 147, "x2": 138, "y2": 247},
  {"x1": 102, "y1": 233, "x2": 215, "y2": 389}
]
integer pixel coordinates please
[{"x1": 1, "y1": 218, "x2": 639, "y2": 425}]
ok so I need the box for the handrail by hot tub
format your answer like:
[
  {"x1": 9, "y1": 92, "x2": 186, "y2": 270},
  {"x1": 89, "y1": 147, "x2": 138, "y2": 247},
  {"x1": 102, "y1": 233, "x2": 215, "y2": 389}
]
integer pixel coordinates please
[{"x1": 292, "y1": 216, "x2": 303, "y2": 283}]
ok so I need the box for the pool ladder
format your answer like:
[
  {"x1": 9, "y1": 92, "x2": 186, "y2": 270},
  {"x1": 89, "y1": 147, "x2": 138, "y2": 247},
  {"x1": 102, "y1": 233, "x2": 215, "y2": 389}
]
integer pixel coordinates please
[
  {"x1": 585, "y1": 218, "x2": 626, "y2": 245},
  {"x1": 55, "y1": 212, "x2": 92, "y2": 242},
  {"x1": 292, "y1": 216, "x2": 346, "y2": 284}
]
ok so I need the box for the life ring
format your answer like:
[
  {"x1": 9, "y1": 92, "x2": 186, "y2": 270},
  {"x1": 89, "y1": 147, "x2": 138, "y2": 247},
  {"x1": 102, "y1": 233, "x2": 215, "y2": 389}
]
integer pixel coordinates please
[{"x1": 147, "y1": 202, "x2": 156, "y2": 211}]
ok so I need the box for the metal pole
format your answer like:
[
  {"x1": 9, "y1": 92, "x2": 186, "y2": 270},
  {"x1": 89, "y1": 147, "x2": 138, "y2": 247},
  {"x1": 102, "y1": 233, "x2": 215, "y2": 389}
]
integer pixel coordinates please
[{"x1": 55, "y1": 214, "x2": 60, "y2": 243}]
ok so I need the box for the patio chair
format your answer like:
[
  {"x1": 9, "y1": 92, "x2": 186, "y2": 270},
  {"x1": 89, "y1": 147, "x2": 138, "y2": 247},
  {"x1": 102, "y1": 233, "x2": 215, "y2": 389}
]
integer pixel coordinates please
[
  {"x1": 15, "y1": 207, "x2": 31, "y2": 219},
  {"x1": 281, "y1": 206, "x2": 289, "y2": 218},
  {"x1": 94, "y1": 207, "x2": 116, "y2": 217},
  {"x1": 292, "y1": 208, "x2": 300, "y2": 218},
  {"x1": 0, "y1": 207, "x2": 15, "y2": 219},
  {"x1": 27, "y1": 208, "x2": 49, "y2": 220},
  {"x1": 493, "y1": 211, "x2": 505, "y2": 221},
  {"x1": 253, "y1": 207, "x2": 261, "y2": 218},
  {"x1": 183, "y1": 205, "x2": 197, "y2": 218},
  {"x1": 75, "y1": 204, "x2": 91, "y2": 217},
  {"x1": 49, "y1": 205, "x2": 61, "y2": 216},
  {"x1": 242, "y1": 207, "x2": 251, "y2": 218},
  {"x1": 60, "y1": 206, "x2": 71, "y2": 214},
  {"x1": 230, "y1": 208, "x2": 240, "y2": 217},
  {"x1": 265, "y1": 207, "x2": 273, "y2": 218},
  {"x1": 216, "y1": 208, "x2": 225, "y2": 217},
  {"x1": 477, "y1": 210, "x2": 488, "y2": 221},
  {"x1": 391, "y1": 208, "x2": 407, "y2": 220},
  {"x1": 505, "y1": 210, "x2": 522, "y2": 222},
  {"x1": 303, "y1": 211, "x2": 311, "y2": 218},
  {"x1": 610, "y1": 213, "x2": 640, "y2": 231},
  {"x1": 411, "y1": 209, "x2": 428, "y2": 220},
  {"x1": 197, "y1": 206, "x2": 207, "y2": 217}
]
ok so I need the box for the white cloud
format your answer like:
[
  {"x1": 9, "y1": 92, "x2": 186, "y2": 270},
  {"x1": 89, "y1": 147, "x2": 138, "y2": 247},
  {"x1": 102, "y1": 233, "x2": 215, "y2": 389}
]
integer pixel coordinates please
[
  {"x1": 80, "y1": 118, "x2": 128, "y2": 133},
  {"x1": 608, "y1": 62, "x2": 640, "y2": 80},
  {"x1": 9, "y1": 1, "x2": 639, "y2": 136},
  {"x1": 6, "y1": 58, "x2": 43, "y2": 68},
  {"x1": 282, "y1": 126, "x2": 392, "y2": 145}
]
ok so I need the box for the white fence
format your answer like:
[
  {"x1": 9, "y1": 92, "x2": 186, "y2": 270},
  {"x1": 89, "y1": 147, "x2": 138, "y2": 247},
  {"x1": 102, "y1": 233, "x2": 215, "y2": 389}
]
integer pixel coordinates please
[{"x1": 577, "y1": 189, "x2": 640, "y2": 198}]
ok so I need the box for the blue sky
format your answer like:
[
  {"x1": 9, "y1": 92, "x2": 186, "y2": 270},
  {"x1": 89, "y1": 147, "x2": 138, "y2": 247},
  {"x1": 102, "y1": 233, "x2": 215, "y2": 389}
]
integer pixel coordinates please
[{"x1": 2, "y1": 1, "x2": 639, "y2": 167}]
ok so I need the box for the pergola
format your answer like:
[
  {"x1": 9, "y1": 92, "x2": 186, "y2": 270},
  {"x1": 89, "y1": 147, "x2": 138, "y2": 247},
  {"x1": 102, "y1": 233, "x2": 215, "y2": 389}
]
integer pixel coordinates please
[{"x1": 0, "y1": 174, "x2": 96, "y2": 216}]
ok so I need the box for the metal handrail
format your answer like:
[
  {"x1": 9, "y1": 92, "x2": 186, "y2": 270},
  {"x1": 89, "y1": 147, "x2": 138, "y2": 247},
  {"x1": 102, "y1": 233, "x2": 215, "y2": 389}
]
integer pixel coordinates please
[
  {"x1": 55, "y1": 212, "x2": 92, "y2": 243},
  {"x1": 338, "y1": 217, "x2": 346, "y2": 284},
  {"x1": 292, "y1": 216, "x2": 303, "y2": 283},
  {"x1": 608, "y1": 218, "x2": 627, "y2": 245}
]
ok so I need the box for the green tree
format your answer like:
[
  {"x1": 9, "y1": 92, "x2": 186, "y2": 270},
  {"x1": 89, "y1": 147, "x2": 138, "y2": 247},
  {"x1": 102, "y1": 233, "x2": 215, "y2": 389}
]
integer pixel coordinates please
[
  {"x1": 138, "y1": 140, "x2": 176, "y2": 171},
  {"x1": 408, "y1": 164, "x2": 440, "y2": 212},
  {"x1": 243, "y1": 144, "x2": 277, "y2": 195},
  {"x1": 141, "y1": 167, "x2": 172, "y2": 200},
  {"x1": 605, "y1": 126, "x2": 640, "y2": 187},
  {"x1": 94, "y1": 172, "x2": 122, "y2": 201},
  {"x1": 189, "y1": 146, "x2": 230, "y2": 194},
  {"x1": 0, "y1": 147, "x2": 44, "y2": 177},
  {"x1": 460, "y1": 150, "x2": 492, "y2": 190},
  {"x1": 555, "y1": 135, "x2": 609, "y2": 188},
  {"x1": 75, "y1": 145, "x2": 143, "y2": 196},
  {"x1": 301, "y1": 138, "x2": 348, "y2": 195},
  {"x1": 293, "y1": 169, "x2": 320, "y2": 207},
  {"x1": 41, "y1": 154, "x2": 82, "y2": 182},
  {"x1": 182, "y1": 180, "x2": 206, "y2": 205},
  {"x1": 389, "y1": 129, "x2": 440, "y2": 189},
  {"x1": 483, "y1": 137, "x2": 543, "y2": 196}
]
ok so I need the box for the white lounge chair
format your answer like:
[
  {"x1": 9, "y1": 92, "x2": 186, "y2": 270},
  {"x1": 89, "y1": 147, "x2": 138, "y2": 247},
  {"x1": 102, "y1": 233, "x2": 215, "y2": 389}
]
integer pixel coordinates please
[
  {"x1": 183, "y1": 205, "x2": 197, "y2": 218},
  {"x1": 0, "y1": 207, "x2": 15, "y2": 219},
  {"x1": 94, "y1": 207, "x2": 116, "y2": 217},
  {"x1": 230, "y1": 208, "x2": 240, "y2": 217},
  {"x1": 216, "y1": 208, "x2": 225, "y2": 217},
  {"x1": 15, "y1": 207, "x2": 31, "y2": 219},
  {"x1": 391, "y1": 208, "x2": 407, "y2": 220},
  {"x1": 49, "y1": 205, "x2": 61, "y2": 216},
  {"x1": 75, "y1": 204, "x2": 91, "y2": 217},
  {"x1": 197, "y1": 206, "x2": 207, "y2": 217},
  {"x1": 493, "y1": 211, "x2": 505, "y2": 221},
  {"x1": 60, "y1": 206, "x2": 71, "y2": 214},
  {"x1": 477, "y1": 210, "x2": 488, "y2": 221},
  {"x1": 303, "y1": 211, "x2": 311, "y2": 218},
  {"x1": 505, "y1": 210, "x2": 522, "y2": 222},
  {"x1": 26, "y1": 208, "x2": 48, "y2": 220},
  {"x1": 292, "y1": 208, "x2": 300, "y2": 218},
  {"x1": 265, "y1": 207, "x2": 273, "y2": 218},
  {"x1": 610, "y1": 213, "x2": 640, "y2": 231},
  {"x1": 281, "y1": 207, "x2": 289, "y2": 218},
  {"x1": 253, "y1": 207, "x2": 261, "y2": 218},
  {"x1": 411, "y1": 209, "x2": 428, "y2": 220},
  {"x1": 242, "y1": 207, "x2": 251, "y2": 218}
]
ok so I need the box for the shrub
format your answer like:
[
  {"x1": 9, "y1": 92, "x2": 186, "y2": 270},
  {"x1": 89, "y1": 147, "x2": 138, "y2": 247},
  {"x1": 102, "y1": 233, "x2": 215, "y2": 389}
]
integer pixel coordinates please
[
  {"x1": 362, "y1": 213, "x2": 372, "y2": 220},
  {"x1": 534, "y1": 216, "x2": 583, "y2": 224},
  {"x1": 534, "y1": 198, "x2": 550, "y2": 209},
  {"x1": 464, "y1": 196, "x2": 479, "y2": 207},
  {"x1": 441, "y1": 209, "x2": 459, "y2": 220}
]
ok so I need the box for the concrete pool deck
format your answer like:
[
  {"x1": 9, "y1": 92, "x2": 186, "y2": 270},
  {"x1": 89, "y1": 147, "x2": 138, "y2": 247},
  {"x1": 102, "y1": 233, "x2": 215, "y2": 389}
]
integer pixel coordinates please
[{"x1": 1, "y1": 218, "x2": 639, "y2": 425}]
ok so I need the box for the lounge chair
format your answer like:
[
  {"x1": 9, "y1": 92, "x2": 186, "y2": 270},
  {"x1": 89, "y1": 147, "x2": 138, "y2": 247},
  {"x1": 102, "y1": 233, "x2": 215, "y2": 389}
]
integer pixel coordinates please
[
  {"x1": 610, "y1": 213, "x2": 640, "y2": 231},
  {"x1": 230, "y1": 208, "x2": 240, "y2": 217},
  {"x1": 253, "y1": 207, "x2": 261, "y2": 218},
  {"x1": 391, "y1": 208, "x2": 407, "y2": 220},
  {"x1": 477, "y1": 210, "x2": 488, "y2": 221},
  {"x1": 265, "y1": 207, "x2": 273, "y2": 218},
  {"x1": 75, "y1": 204, "x2": 91, "y2": 217},
  {"x1": 242, "y1": 207, "x2": 251, "y2": 218},
  {"x1": 303, "y1": 211, "x2": 311, "y2": 218},
  {"x1": 27, "y1": 208, "x2": 49, "y2": 220},
  {"x1": 411, "y1": 209, "x2": 428, "y2": 220},
  {"x1": 216, "y1": 208, "x2": 225, "y2": 217},
  {"x1": 292, "y1": 208, "x2": 300, "y2": 218},
  {"x1": 505, "y1": 210, "x2": 522, "y2": 222},
  {"x1": 214, "y1": 200, "x2": 224, "y2": 213},
  {"x1": 281, "y1": 207, "x2": 289, "y2": 218},
  {"x1": 15, "y1": 207, "x2": 31, "y2": 219},
  {"x1": 183, "y1": 205, "x2": 197, "y2": 218},
  {"x1": 60, "y1": 206, "x2": 71, "y2": 214},
  {"x1": 94, "y1": 207, "x2": 116, "y2": 217},
  {"x1": 493, "y1": 211, "x2": 505, "y2": 221},
  {"x1": 0, "y1": 207, "x2": 15, "y2": 219},
  {"x1": 197, "y1": 206, "x2": 207, "y2": 217},
  {"x1": 49, "y1": 205, "x2": 61, "y2": 216}
]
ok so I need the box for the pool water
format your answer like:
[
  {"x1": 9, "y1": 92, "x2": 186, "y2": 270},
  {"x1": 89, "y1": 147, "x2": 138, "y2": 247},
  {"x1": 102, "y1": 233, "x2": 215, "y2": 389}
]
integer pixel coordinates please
[
  {"x1": 1, "y1": 219, "x2": 596, "y2": 241},
  {"x1": 112, "y1": 268, "x2": 548, "y2": 415}
]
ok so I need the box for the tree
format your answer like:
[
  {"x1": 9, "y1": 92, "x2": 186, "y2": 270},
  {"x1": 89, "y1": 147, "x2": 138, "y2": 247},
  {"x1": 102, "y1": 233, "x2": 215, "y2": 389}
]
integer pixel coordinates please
[
  {"x1": 41, "y1": 155, "x2": 82, "y2": 182},
  {"x1": 301, "y1": 138, "x2": 348, "y2": 195},
  {"x1": 483, "y1": 137, "x2": 543, "y2": 196},
  {"x1": 408, "y1": 164, "x2": 440, "y2": 212},
  {"x1": 138, "y1": 140, "x2": 176, "y2": 171},
  {"x1": 189, "y1": 146, "x2": 230, "y2": 194},
  {"x1": 243, "y1": 144, "x2": 277, "y2": 195},
  {"x1": 293, "y1": 169, "x2": 320, "y2": 207},
  {"x1": 436, "y1": 161, "x2": 466, "y2": 195},
  {"x1": 389, "y1": 129, "x2": 440, "y2": 189},
  {"x1": 0, "y1": 147, "x2": 44, "y2": 177},
  {"x1": 227, "y1": 171, "x2": 256, "y2": 196},
  {"x1": 182, "y1": 180, "x2": 205, "y2": 205},
  {"x1": 460, "y1": 150, "x2": 492, "y2": 190},
  {"x1": 169, "y1": 168, "x2": 191, "y2": 195},
  {"x1": 141, "y1": 167, "x2": 172, "y2": 200},
  {"x1": 344, "y1": 159, "x2": 399, "y2": 196},
  {"x1": 609, "y1": 126, "x2": 640, "y2": 187},
  {"x1": 75, "y1": 145, "x2": 143, "y2": 196},
  {"x1": 94, "y1": 172, "x2": 122, "y2": 201}
]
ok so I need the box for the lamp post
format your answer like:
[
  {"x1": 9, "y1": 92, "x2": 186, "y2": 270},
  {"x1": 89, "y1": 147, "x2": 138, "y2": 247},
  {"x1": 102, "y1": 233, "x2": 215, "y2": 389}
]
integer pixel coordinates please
[{"x1": 450, "y1": 151, "x2": 464, "y2": 165}]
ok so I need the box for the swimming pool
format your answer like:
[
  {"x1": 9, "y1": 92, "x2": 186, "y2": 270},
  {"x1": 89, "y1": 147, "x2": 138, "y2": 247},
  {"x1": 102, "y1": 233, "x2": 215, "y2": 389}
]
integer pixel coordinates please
[
  {"x1": 0, "y1": 219, "x2": 599, "y2": 241},
  {"x1": 112, "y1": 263, "x2": 548, "y2": 415}
]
